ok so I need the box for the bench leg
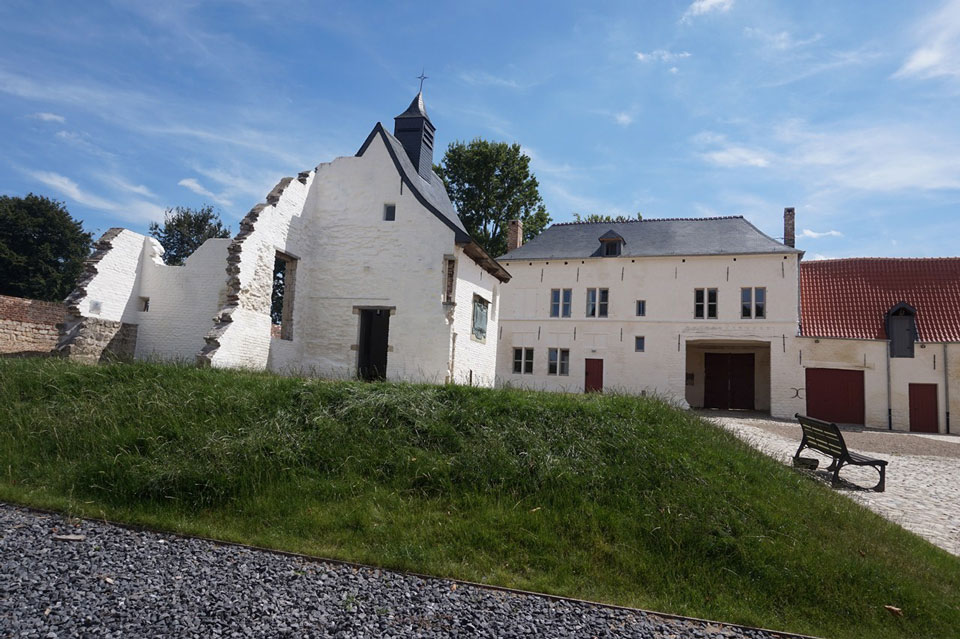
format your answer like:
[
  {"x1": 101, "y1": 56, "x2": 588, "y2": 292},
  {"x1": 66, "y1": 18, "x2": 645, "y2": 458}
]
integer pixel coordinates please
[
  {"x1": 831, "y1": 460, "x2": 843, "y2": 486},
  {"x1": 874, "y1": 465, "x2": 885, "y2": 493}
]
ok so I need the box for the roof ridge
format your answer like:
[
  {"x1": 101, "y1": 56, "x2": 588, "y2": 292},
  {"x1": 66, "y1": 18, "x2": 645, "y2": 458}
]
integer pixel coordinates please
[
  {"x1": 552, "y1": 215, "x2": 744, "y2": 227},
  {"x1": 802, "y1": 256, "x2": 960, "y2": 264}
]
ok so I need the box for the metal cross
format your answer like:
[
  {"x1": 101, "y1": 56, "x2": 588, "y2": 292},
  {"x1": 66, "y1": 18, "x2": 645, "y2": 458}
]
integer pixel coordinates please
[{"x1": 417, "y1": 69, "x2": 428, "y2": 92}]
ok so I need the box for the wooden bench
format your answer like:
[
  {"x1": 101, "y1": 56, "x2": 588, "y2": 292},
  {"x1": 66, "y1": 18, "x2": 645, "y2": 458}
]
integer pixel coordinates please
[{"x1": 793, "y1": 414, "x2": 888, "y2": 492}]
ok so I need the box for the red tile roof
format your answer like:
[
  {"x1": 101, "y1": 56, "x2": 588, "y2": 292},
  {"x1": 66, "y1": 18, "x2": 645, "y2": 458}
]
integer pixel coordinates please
[{"x1": 800, "y1": 258, "x2": 960, "y2": 342}]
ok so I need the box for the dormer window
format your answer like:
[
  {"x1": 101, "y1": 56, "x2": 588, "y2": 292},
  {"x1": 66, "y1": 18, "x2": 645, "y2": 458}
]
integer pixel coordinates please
[
  {"x1": 598, "y1": 229, "x2": 625, "y2": 257},
  {"x1": 886, "y1": 301, "x2": 917, "y2": 358}
]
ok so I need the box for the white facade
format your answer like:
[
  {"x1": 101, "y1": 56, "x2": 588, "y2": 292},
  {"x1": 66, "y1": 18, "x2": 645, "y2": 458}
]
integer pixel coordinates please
[
  {"x1": 497, "y1": 249, "x2": 802, "y2": 417},
  {"x1": 59, "y1": 96, "x2": 507, "y2": 386}
]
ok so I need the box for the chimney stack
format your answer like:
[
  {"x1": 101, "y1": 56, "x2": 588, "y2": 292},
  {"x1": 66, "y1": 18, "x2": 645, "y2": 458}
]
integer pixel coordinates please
[
  {"x1": 507, "y1": 219, "x2": 524, "y2": 252},
  {"x1": 783, "y1": 207, "x2": 796, "y2": 248}
]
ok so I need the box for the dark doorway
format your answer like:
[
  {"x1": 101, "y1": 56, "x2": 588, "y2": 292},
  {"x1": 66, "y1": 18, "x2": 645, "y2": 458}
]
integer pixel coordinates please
[
  {"x1": 909, "y1": 383, "x2": 938, "y2": 433},
  {"x1": 805, "y1": 368, "x2": 865, "y2": 425},
  {"x1": 357, "y1": 309, "x2": 390, "y2": 381},
  {"x1": 704, "y1": 353, "x2": 755, "y2": 409},
  {"x1": 584, "y1": 358, "x2": 603, "y2": 393}
]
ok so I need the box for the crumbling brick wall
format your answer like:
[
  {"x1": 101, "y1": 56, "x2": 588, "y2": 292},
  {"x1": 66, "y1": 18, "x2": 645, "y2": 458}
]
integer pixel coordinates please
[{"x1": 0, "y1": 295, "x2": 67, "y2": 355}]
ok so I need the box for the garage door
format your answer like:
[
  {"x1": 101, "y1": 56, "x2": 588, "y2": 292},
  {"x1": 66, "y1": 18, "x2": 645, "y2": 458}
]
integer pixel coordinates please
[{"x1": 805, "y1": 368, "x2": 865, "y2": 425}]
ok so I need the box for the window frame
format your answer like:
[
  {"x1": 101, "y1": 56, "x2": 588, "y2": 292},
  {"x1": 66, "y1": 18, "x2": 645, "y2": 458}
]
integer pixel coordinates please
[
  {"x1": 741, "y1": 287, "x2": 767, "y2": 319},
  {"x1": 694, "y1": 288, "x2": 718, "y2": 319},
  {"x1": 383, "y1": 203, "x2": 396, "y2": 221},
  {"x1": 513, "y1": 347, "x2": 534, "y2": 374},
  {"x1": 547, "y1": 348, "x2": 570, "y2": 376},
  {"x1": 586, "y1": 288, "x2": 597, "y2": 317},
  {"x1": 471, "y1": 295, "x2": 489, "y2": 341},
  {"x1": 635, "y1": 299, "x2": 646, "y2": 317},
  {"x1": 550, "y1": 289, "x2": 561, "y2": 317},
  {"x1": 635, "y1": 336, "x2": 645, "y2": 352}
]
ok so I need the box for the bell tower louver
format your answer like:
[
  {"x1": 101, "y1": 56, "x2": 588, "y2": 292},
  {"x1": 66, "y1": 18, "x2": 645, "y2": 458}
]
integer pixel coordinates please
[{"x1": 393, "y1": 92, "x2": 436, "y2": 179}]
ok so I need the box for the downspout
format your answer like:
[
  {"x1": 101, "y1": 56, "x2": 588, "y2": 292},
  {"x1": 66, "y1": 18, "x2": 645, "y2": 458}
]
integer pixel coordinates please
[
  {"x1": 886, "y1": 340, "x2": 893, "y2": 430},
  {"x1": 945, "y1": 343, "x2": 951, "y2": 434}
]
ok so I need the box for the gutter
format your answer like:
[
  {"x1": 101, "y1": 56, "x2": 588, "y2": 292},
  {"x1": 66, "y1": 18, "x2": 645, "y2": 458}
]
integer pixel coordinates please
[
  {"x1": 886, "y1": 341, "x2": 892, "y2": 430},
  {"x1": 945, "y1": 343, "x2": 951, "y2": 434}
]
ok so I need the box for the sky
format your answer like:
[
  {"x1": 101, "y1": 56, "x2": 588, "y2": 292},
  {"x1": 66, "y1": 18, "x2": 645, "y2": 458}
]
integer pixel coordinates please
[{"x1": 1, "y1": 0, "x2": 959, "y2": 260}]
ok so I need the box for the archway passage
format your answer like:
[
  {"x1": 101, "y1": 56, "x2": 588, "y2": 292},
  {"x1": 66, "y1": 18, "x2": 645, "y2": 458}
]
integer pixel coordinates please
[{"x1": 686, "y1": 341, "x2": 770, "y2": 412}]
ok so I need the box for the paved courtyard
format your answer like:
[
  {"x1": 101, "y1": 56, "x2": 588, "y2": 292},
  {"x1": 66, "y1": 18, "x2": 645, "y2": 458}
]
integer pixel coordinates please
[{"x1": 702, "y1": 411, "x2": 960, "y2": 557}]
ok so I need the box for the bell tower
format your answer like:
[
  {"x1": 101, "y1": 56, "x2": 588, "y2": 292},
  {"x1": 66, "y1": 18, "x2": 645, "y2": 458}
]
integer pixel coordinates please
[{"x1": 393, "y1": 91, "x2": 436, "y2": 179}]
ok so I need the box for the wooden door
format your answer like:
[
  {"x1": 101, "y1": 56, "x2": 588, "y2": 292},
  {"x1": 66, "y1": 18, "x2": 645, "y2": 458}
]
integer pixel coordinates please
[
  {"x1": 909, "y1": 384, "x2": 938, "y2": 433},
  {"x1": 805, "y1": 368, "x2": 865, "y2": 425},
  {"x1": 584, "y1": 358, "x2": 603, "y2": 393},
  {"x1": 703, "y1": 353, "x2": 755, "y2": 410},
  {"x1": 358, "y1": 309, "x2": 390, "y2": 381}
]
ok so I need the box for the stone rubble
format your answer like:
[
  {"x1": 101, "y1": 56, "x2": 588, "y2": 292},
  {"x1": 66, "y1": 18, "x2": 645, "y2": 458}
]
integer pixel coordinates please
[{"x1": 0, "y1": 504, "x2": 795, "y2": 639}]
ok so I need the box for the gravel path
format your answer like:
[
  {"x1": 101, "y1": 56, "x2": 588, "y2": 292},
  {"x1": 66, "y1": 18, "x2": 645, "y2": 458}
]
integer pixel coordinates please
[
  {"x1": 0, "y1": 504, "x2": 800, "y2": 639},
  {"x1": 704, "y1": 411, "x2": 960, "y2": 557}
]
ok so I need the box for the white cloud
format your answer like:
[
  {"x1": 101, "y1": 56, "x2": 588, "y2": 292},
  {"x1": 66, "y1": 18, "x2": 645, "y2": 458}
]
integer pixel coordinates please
[
  {"x1": 681, "y1": 0, "x2": 734, "y2": 23},
  {"x1": 178, "y1": 177, "x2": 231, "y2": 206},
  {"x1": 102, "y1": 175, "x2": 157, "y2": 199},
  {"x1": 700, "y1": 146, "x2": 771, "y2": 168},
  {"x1": 25, "y1": 169, "x2": 164, "y2": 223},
  {"x1": 800, "y1": 228, "x2": 843, "y2": 238},
  {"x1": 614, "y1": 112, "x2": 633, "y2": 126},
  {"x1": 744, "y1": 27, "x2": 822, "y2": 51},
  {"x1": 669, "y1": 66, "x2": 679, "y2": 74},
  {"x1": 29, "y1": 112, "x2": 65, "y2": 123},
  {"x1": 635, "y1": 50, "x2": 691, "y2": 63},
  {"x1": 894, "y1": 0, "x2": 960, "y2": 81}
]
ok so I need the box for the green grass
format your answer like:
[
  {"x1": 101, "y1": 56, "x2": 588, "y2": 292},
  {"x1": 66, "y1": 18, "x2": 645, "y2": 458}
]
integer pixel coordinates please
[{"x1": 1, "y1": 359, "x2": 958, "y2": 638}]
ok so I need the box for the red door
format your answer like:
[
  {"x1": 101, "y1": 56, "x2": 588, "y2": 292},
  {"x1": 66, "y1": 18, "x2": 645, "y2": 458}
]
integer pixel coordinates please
[
  {"x1": 585, "y1": 358, "x2": 603, "y2": 393},
  {"x1": 703, "y1": 353, "x2": 755, "y2": 410},
  {"x1": 909, "y1": 384, "x2": 938, "y2": 433},
  {"x1": 805, "y1": 368, "x2": 865, "y2": 425}
]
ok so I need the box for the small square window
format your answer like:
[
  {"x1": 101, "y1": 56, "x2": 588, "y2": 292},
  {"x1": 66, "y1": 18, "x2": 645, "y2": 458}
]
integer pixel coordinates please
[
  {"x1": 635, "y1": 336, "x2": 645, "y2": 352},
  {"x1": 514, "y1": 347, "x2": 534, "y2": 374},
  {"x1": 636, "y1": 300, "x2": 646, "y2": 317},
  {"x1": 384, "y1": 203, "x2": 396, "y2": 221},
  {"x1": 139, "y1": 297, "x2": 150, "y2": 312}
]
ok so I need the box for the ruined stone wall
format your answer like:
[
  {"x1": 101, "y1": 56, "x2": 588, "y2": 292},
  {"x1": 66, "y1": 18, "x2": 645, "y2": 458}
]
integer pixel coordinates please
[
  {"x1": 57, "y1": 228, "x2": 144, "y2": 363},
  {"x1": 0, "y1": 295, "x2": 67, "y2": 355}
]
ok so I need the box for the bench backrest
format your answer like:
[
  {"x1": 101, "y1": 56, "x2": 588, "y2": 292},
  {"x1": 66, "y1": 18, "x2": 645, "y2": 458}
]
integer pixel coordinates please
[{"x1": 794, "y1": 413, "x2": 848, "y2": 458}]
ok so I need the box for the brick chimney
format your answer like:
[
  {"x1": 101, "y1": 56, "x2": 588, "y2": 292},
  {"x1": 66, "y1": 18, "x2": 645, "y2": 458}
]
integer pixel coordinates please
[
  {"x1": 783, "y1": 207, "x2": 796, "y2": 248},
  {"x1": 507, "y1": 219, "x2": 524, "y2": 252}
]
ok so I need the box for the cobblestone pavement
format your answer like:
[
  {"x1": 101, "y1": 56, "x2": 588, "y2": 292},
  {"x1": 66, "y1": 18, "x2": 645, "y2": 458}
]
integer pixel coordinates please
[
  {"x1": 0, "y1": 504, "x2": 800, "y2": 639},
  {"x1": 702, "y1": 411, "x2": 960, "y2": 557}
]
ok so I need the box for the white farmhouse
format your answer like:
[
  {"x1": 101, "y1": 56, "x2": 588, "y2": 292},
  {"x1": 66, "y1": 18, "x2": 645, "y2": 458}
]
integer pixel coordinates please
[
  {"x1": 57, "y1": 92, "x2": 509, "y2": 386},
  {"x1": 496, "y1": 211, "x2": 803, "y2": 416}
]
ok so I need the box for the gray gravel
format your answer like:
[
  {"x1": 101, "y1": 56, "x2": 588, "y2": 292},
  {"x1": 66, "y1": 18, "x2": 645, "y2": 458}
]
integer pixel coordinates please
[{"x1": 0, "y1": 503, "x2": 794, "y2": 638}]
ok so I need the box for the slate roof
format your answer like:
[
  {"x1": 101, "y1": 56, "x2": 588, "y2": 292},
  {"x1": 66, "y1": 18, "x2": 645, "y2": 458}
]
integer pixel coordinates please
[
  {"x1": 395, "y1": 92, "x2": 431, "y2": 121},
  {"x1": 355, "y1": 123, "x2": 509, "y2": 282},
  {"x1": 800, "y1": 258, "x2": 960, "y2": 342},
  {"x1": 500, "y1": 216, "x2": 798, "y2": 260}
]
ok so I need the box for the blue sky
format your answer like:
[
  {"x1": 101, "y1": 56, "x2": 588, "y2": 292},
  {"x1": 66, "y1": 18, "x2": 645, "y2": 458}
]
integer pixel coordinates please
[{"x1": 1, "y1": 0, "x2": 959, "y2": 259}]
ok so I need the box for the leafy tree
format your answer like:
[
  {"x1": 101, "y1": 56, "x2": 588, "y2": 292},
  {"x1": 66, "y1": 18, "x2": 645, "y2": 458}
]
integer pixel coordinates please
[
  {"x1": 0, "y1": 193, "x2": 93, "y2": 301},
  {"x1": 435, "y1": 139, "x2": 550, "y2": 257},
  {"x1": 148, "y1": 205, "x2": 231, "y2": 265},
  {"x1": 572, "y1": 212, "x2": 643, "y2": 223}
]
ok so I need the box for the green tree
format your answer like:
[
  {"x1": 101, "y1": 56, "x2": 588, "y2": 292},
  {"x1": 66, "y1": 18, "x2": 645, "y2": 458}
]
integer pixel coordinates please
[
  {"x1": 148, "y1": 205, "x2": 231, "y2": 266},
  {"x1": 571, "y1": 212, "x2": 643, "y2": 223},
  {"x1": 0, "y1": 193, "x2": 93, "y2": 301},
  {"x1": 435, "y1": 139, "x2": 550, "y2": 257}
]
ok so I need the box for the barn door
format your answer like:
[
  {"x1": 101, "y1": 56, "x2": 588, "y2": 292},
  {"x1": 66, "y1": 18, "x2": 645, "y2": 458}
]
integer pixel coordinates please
[
  {"x1": 703, "y1": 353, "x2": 755, "y2": 410},
  {"x1": 358, "y1": 309, "x2": 390, "y2": 381},
  {"x1": 584, "y1": 358, "x2": 603, "y2": 393},
  {"x1": 909, "y1": 384, "x2": 938, "y2": 433},
  {"x1": 805, "y1": 368, "x2": 865, "y2": 425}
]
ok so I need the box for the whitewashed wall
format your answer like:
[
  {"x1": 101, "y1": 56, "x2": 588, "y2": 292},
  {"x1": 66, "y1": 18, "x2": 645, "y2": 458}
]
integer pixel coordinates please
[
  {"x1": 449, "y1": 245, "x2": 499, "y2": 387},
  {"x1": 496, "y1": 252, "x2": 801, "y2": 412},
  {"x1": 134, "y1": 238, "x2": 230, "y2": 362},
  {"x1": 74, "y1": 229, "x2": 145, "y2": 323}
]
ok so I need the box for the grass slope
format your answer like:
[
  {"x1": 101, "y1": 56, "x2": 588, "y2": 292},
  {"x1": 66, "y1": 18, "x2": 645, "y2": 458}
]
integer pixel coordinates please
[{"x1": 1, "y1": 359, "x2": 958, "y2": 638}]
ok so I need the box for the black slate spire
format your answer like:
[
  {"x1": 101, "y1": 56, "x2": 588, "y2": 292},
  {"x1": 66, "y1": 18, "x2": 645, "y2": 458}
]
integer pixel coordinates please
[{"x1": 394, "y1": 91, "x2": 436, "y2": 180}]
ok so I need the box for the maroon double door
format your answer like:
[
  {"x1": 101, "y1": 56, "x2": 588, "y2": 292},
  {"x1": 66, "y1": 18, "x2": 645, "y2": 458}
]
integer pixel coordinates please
[{"x1": 703, "y1": 353, "x2": 755, "y2": 410}]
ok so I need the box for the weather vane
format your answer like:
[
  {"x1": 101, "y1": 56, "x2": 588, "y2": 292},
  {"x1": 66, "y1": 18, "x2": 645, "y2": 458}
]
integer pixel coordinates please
[{"x1": 417, "y1": 69, "x2": 428, "y2": 92}]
